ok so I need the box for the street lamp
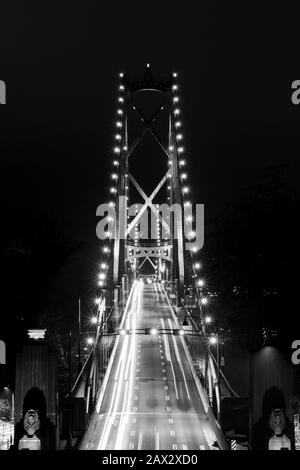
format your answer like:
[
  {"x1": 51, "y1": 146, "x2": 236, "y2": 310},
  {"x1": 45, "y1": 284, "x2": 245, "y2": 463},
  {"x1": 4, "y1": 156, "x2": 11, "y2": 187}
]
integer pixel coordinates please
[
  {"x1": 209, "y1": 333, "x2": 220, "y2": 384},
  {"x1": 209, "y1": 336, "x2": 217, "y2": 345}
]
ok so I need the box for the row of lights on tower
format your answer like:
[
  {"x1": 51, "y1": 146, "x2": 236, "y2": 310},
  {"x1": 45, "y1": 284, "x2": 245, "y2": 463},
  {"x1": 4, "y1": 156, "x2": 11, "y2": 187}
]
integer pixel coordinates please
[{"x1": 170, "y1": 73, "x2": 208, "y2": 309}]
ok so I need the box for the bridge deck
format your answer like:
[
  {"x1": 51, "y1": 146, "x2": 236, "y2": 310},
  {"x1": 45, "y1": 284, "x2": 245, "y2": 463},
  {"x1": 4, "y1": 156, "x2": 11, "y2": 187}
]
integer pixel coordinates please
[{"x1": 80, "y1": 280, "x2": 225, "y2": 450}]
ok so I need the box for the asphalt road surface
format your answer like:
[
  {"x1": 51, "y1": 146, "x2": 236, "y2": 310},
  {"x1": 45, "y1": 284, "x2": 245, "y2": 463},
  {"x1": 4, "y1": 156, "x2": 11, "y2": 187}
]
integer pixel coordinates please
[{"x1": 80, "y1": 280, "x2": 222, "y2": 450}]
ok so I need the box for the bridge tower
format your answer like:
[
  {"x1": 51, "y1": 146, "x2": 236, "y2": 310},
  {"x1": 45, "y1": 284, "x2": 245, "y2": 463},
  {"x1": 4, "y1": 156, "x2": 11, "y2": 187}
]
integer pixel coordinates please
[{"x1": 108, "y1": 65, "x2": 192, "y2": 304}]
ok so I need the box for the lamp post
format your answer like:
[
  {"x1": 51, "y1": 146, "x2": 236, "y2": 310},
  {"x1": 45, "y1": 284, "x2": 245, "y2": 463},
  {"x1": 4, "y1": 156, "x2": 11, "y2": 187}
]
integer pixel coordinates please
[
  {"x1": 66, "y1": 331, "x2": 73, "y2": 449},
  {"x1": 207, "y1": 318, "x2": 220, "y2": 385},
  {"x1": 215, "y1": 320, "x2": 220, "y2": 385},
  {"x1": 78, "y1": 297, "x2": 82, "y2": 374}
]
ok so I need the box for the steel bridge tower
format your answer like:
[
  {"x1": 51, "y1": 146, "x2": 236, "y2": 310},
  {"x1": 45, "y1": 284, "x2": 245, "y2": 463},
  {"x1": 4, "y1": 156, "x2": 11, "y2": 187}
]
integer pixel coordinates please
[{"x1": 109, "y1": 65, "x2": 195, "y2": 305}]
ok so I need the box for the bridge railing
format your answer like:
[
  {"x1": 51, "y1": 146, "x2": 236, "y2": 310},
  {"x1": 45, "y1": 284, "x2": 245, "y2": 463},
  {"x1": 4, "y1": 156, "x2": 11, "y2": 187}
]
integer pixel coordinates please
[{"x1": 70, "y1": 285, "x2": 132, "y2": 434}]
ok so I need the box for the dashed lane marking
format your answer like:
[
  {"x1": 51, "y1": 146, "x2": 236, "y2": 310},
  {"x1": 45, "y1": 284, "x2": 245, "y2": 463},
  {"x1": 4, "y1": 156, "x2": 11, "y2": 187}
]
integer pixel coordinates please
[{"x1": 138, "y1": 432, "x2": 143, "y2": 450}]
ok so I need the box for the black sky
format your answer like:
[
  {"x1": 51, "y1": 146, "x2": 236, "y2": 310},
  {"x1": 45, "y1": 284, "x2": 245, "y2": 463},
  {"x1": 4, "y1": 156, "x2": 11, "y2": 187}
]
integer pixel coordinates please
[{"x1": 0, "y1": 1, "x2": 300, "y2": 270}]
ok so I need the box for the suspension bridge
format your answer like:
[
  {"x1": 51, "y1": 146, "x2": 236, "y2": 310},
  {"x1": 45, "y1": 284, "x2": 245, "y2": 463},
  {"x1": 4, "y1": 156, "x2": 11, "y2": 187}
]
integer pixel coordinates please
[{"x1": 71, "y1": 66, "x2": 238, "y2": 450}]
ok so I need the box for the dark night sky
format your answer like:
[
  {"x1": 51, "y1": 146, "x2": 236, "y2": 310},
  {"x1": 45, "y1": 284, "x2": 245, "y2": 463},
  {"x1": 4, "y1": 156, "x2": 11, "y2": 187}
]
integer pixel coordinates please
[{"x1": 1, "y1": 1, "x2": 300, "y2": 302}]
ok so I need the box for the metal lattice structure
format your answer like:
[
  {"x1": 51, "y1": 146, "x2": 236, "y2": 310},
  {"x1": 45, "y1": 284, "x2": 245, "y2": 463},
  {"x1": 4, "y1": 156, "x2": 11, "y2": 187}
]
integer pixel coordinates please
[{"x1": 111, "y1": 65, "x2": 187, "y2": 302}]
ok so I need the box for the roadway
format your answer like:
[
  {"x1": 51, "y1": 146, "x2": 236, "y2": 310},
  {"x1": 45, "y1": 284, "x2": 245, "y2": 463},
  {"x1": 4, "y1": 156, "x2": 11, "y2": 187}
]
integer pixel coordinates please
[{"x1": 80, "y1": 280, "x2": 224, "y2": 450}]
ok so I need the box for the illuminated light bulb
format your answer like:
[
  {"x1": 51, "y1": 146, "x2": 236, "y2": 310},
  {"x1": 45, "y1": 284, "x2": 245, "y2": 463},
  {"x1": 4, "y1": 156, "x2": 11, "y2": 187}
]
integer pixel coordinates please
[
  {"x1": 167, "y1": 185, "x2": 171, "y2": 189},
  {"x1": 119, "y1": 85, "x2": 124, "y2": 91},
  {"x1": 91, "y1": 316, "x2": 97, "y2": 324},
  {"x1": 172, "y1": 84, "x2": 178, "y2": 91},
  {"x1": 209, "y1": 336, "x2": 217, "y2": 345},
  {"x1": 173, "y1": 96, "x2": 179, "y2": 103},
  {"x1": 184, "y1": 201, "x2": 191, "y2": 207},
  {"x1": 114, "y1": 147, "x2": 120, "y2": 153},
  {"x1": 106, "y1": 231, "x2": 112, "y2": 238},
  {"x1": 119, "y1": 72, "x2": 124, "y2": 77},
  {"x1": 110, "y1": 187, "x2": 116, "y2": 193},
  {"x1": 109, "y1": 202, "x2": 114, "y2": 207},
  {"x1": 175, "y1": 121, "x2": 181, "y2": 127},
  {"x1": 123, "y1": 146, "x2": 128, "y2": 151},
  {"x1": 99, "y1": 272, "x2": 106, "y2": 280},
  {"x1": 197, "y1": 279, "x2": 205, "y2": 287},
  {"x1": 192, "y1": 246, "x2": 198, "y2": 253},
  {"x1": 194, "y1": 262, "x2": 201, "y2": 270},
  {"x1": 169, "y1": 145, "x2": 174, "y2": 151},
  {"x1": 176, "y1": 134, "x2": 183, "y2": 140},
  {"x1": 182, "y1": 187, "x2": 189, "y2": 194},
  {"x1": 189, "y1": 231, "x2": 196, "y2": 238},
  {"x1": 181, "y1": 173, "x2": 187, "y2": 179},
  {"x1": 103, "y1": 247, "x2": 109, "y2": 253},
  {"x1": 168, "y1": 173, "x2": 172, "y2": 178},
  {"x1": 179, "y1": 159, "x2": 186, "y2": 165},
  {"x1": 113, "y1": 160, "x2": 119, "y2": 166},
  {"x1": 186, "y1": 215, "x2": 193, "y2": 222},
  {"x1": 95, "y1": 298, "x2": 101, "y2": 305},
  {"x1": 173, "y1": 72, "x2": 178, "y2": 78},
  {"x1": 115, "y1": 134, "x2": 121, "y2": 140},
  {"x1": 116, "y1": 121, "x2": 122, "y2": 128},
  {"x1": 174, "y1": 108, "x2": 180, "y2": 115},
  {"x1": 118, "y1": 97, "x2": 124, "y2": 103},
  {"x1": 201, "y1": 297, "x2": 208, "y2": 305},
  {"x1": 87, "y1": 337, "x2": 94, "y2": 345},
  {"x1": 111, "y1": 173, "x2": 118, "y2": 179},
  {"x1": 100, "y1": 263, "x2": 107, "y2": 269},
  {"x1": 117, "y1": 109, "x2": 123, "y2": 115},
  {"x1": 178, "y1": 147, "x2": 184, "y2": 153}
]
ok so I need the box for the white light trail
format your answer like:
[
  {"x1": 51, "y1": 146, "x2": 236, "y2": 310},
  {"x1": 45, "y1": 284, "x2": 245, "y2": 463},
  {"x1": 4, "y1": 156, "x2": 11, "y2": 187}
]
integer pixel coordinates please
[
  {"x1": 160, "y1": 317, "x2": 178, "y2": 400},
  {"x1": 168, "y1": 318, "x2": 190, "y2": 400},
  {"x1": 97, "y1": 282, "x2": 140, "y2": 449}
]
